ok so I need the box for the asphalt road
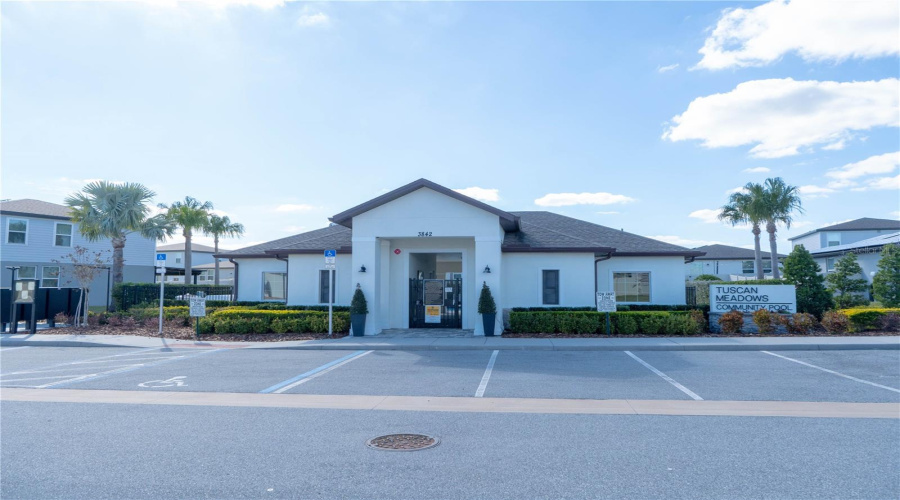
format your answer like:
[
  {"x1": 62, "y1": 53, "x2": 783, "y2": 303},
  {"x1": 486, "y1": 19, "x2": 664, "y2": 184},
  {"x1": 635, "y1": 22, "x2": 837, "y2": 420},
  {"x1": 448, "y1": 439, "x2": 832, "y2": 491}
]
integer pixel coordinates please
[{"x1": 1, "y1": 346, "x2": 898, "y2": 499}]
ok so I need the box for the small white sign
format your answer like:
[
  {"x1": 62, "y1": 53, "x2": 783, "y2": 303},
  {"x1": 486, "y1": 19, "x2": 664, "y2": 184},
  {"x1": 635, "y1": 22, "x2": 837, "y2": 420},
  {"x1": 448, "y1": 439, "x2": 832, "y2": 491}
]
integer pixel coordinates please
[
  {"x1": 189, "y1": 295, "x2": 207, "y2": 317},
  {"x1": 710, "y1": 284, "x2": 797, "y2": 314},
  {"x1": 596, "y1": 292, "x2": 616, "y2": 313},
  {"x1": 156, "y1": 267, "x2": 166, "y2": 274},
  {"x1": 324, "y1": 264, "x2": 336, "y2": 270}
]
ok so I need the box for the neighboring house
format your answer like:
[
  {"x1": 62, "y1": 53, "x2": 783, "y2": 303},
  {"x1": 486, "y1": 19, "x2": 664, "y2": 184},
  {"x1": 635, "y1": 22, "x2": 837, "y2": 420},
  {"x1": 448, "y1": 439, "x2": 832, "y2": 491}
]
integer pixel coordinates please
[
  {"x1": 217, "y1": 179, "x2": 703, "y2": 336},
  {"x1": 192, "y1": 261, "x2": 235, "y2": 285},
  {"x1": 810, "y1": 232, "x2": 900, "y2": 289},
  {"x1": 0, "y1": 199, "x2": 156, "y2": 307},
  {"x1": 686, "y1": 244, "x2": 786, "y2": 281},
  {"x1": 790, "y1": 218, "x2": 900, "y2": 251},
  {"x1": 155, "y1": 242, "x2": 230, "y2": 284}
]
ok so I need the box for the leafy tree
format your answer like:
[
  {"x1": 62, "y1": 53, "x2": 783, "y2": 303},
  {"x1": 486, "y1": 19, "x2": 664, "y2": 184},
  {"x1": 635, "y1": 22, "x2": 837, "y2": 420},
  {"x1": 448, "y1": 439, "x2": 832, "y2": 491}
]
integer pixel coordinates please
[
  {"x1": 719, "y1": 183, "x2": 768, "y2": 279},
  {"x1": 159, "y1": 197, "x2": 213, "y2": 285},
  {"x1": 872, "y1": 244, "x2": 900, "y2": 307},
  {"x1": 826, "y1": 253, "x2": 869, "y2": 308},
  {"x1": 759, "y1": 178, "x2": 803, "y2": 279},
  {"x1": 65, "y1": 181, "x2": 175, "y2": 309},
  {"x1": 52, "y1": 246, "x2": 110, "y2": 326},
  {"x1": 782, "y1": 245, "x2": 832, "y2": 318},
  {"x1": 205, "y1": 214, "x2": 245, "y2": 285}
]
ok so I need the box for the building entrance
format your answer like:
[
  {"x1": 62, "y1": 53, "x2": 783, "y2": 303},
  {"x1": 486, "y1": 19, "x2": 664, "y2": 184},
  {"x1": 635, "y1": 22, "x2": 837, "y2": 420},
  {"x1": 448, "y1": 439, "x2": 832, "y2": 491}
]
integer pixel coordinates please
[{"x1": 408, "y1": 252, "x2": 463, "y2": 329}]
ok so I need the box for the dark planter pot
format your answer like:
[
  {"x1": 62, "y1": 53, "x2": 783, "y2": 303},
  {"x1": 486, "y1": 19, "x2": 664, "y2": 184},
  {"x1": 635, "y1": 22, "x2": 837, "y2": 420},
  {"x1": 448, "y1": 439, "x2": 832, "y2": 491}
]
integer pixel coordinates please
[
  {"x1": 482, "y1": 312, "x2": 496, "y2": 337},
  {"x1": 351, "y1": 314, "x2": 366, "y2": 337}
]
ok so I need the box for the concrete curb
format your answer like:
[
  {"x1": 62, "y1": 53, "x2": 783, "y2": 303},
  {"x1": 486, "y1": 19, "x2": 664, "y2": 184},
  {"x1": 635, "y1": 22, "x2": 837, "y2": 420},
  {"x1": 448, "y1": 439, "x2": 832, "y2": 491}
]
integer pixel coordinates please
[{"x1": 2, "y1": 334, "x2": 898, "y2": 352}]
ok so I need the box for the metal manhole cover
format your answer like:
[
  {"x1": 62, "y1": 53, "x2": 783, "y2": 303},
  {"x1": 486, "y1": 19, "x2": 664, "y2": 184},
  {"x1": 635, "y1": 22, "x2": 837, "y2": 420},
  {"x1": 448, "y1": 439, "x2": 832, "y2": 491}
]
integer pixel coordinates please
[{"x1": 366, "y1": 434, "x2": 440, "y2": 451}]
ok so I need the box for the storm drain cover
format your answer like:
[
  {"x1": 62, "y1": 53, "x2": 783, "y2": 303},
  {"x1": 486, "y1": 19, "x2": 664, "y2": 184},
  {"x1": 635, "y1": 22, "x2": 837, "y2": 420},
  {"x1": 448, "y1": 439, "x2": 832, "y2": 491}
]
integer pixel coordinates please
[{"x1": 366, "y1": 434, "x2": 440, "y2": 451}]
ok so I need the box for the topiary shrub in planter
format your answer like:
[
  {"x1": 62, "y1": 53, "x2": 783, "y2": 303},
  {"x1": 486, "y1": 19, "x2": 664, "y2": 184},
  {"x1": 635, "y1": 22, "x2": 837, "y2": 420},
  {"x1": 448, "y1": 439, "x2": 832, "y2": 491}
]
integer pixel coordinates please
[
  {"x1": 752, "y1": 309, "x2": 778, "y2": 335},
  {"x1": 350, "y1": 285, "x2": 368, "y2": 337},
  {"x1": 821, "y1": 311, "x2": 850, "y2": 334},
  {"x1": 718, "y1": 310, "x2": 744, "y2": 334},
  {"x1": 478, "y1": 282, "x2": 497, "y2": 336}
]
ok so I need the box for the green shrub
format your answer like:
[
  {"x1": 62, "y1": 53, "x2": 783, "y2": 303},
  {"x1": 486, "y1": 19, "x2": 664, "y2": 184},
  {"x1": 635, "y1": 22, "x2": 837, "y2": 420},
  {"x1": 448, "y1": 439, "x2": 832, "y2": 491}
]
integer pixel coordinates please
[
  {"x1": 780, "y1": 313, "x2": 817, "y2": 334},
  {"x1": 841, "y1": 308, "x2": 900, "y2": 332},
  {"x1": 614, "y1": 315, "x2": 638, "y2": 335},
  {"x1": 718, "y1": 310, "x2": 744, "y2": 334},
  {"x1": 637, "y1": 313, "x2": 668, "y2": 335},
  {"x1": 689, "y1": 310, "x2": 708, "y2": 333},
  {"x1": 350, "y1": 286, "x2": 368, "y2": 315},
  {"x1": 665, "y1": 314, "x2": 701, "y2": 335},
  {"x1": 694, "y1": 274, "x2": 721, "y2": 281},
  {"x1": 821, "y1": 311, "x2": 850, "y2": 334},
  {"x1": 752, "y1": 309, "x2": 777, "y2": 335}
]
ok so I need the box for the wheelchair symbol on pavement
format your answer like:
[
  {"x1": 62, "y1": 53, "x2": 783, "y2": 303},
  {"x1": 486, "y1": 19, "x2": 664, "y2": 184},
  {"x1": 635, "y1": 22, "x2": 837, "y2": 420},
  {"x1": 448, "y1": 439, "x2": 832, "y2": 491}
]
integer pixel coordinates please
[{"x1": 139, "y1": 376, "x2": 187, "y2": 388}]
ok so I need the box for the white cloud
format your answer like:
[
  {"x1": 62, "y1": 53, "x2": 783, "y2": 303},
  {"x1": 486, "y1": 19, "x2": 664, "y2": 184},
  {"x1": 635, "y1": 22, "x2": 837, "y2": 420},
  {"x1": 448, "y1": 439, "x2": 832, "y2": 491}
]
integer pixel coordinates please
[
  {"x1": 890, "y1": 211, "x2": 900, "y2": 219},
  {"x1": 798, "y1": 185, "x2": 836, "y2": 198},
  {"x1": 689, "y1": 208, "x2": 722, "y2": 224},
  {"x1": 866, "y1": 174, "x2": 900, "y2": 191},
  {"x1": 826, "y1": 151, "x2": 899, "y2": 181},
  {"x1": 648, "y1": 235, "x2": 726, "y2": 248},
  {"x1": 275, "y1": 204, "x2": 316, "y2": 212},
  {"x1": 696, "y1": 0, "x2": 900, "y2": 70},
  {"x1": 534, "y1": 192, "x2": 636, "y2": 207},
  {"x1": 297, "y1": 8, "x2": 330, "y2": 28},
  {"x1": 725, "y1": 186, "x2": 746, "y2": 195},
  {"x1": 595, "y1": 211, "x2": 620, "y2": 215},
  {"x1": 282, "y1": 225, "x2": 306, "y2": 233},
  {"x1": 742, "y1": 167, "x2": 770, "y2": 173},
  {"x1": 663, "y1": 78, "x2": 899, "y2": 158},
  {"x1": 453, "y1": 187, "x2": 499, "y2": 202},
  {"x1": 657, "y1": 63, "x2": 679, "y2": 73}
]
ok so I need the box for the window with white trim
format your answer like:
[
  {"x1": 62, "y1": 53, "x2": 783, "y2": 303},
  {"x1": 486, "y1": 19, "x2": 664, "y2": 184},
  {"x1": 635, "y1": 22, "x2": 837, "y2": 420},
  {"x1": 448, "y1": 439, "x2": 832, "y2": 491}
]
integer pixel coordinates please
[
  {"x1": 41, "y1": 266, "x2": 60, "y2": 288},
  {"x1": 18, "y1": 266, "x2": 37, "y2": 279},
  {"x1": 826, "y1": 233, "x2": 841, "y2": 247},
  {"x1": 741, "y1": 260, "x2": 754, "y2": 274},
  {"x1": 762, "y1": 258, "x2": 773, "y2": 274},
  {"x1": 7, "y1": 218, "x2": 27, "y2": 244},
  {"x1": 55, "y1": 222, "x2": 73, "y2": 247},
  {"x1": 613, "y1": 272, "x2": 651, "y2": 303},
  {"x1": 262, "y1": 272, "x2": 286, "y2": 300},
  {"x1": 319, "y1": 270, "x2": 336, "y2": 304},
  {"x1": 825, "y1": 257, "x2": 837, "y2": 272},
  {"x1": 541, "y1": 270, "x2": 560, "y2": 305}
]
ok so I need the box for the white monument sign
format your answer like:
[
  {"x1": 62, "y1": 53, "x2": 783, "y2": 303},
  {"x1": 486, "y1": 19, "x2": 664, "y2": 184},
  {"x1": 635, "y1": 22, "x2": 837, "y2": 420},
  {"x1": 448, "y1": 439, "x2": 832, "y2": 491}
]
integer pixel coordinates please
[{"x1": 710, "y1": 284, "x2": 797, "y2": 314}]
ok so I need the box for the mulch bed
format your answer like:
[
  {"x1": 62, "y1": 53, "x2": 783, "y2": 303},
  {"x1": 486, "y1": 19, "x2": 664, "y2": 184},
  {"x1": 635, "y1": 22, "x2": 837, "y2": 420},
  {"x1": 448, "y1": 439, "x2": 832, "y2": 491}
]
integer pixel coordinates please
[
  {"x1": 503, "y1": 331, "x2": 897, "y2": 338},
  {"x1": 31, "y1": 325, "x2": 348, "y2": 342}
]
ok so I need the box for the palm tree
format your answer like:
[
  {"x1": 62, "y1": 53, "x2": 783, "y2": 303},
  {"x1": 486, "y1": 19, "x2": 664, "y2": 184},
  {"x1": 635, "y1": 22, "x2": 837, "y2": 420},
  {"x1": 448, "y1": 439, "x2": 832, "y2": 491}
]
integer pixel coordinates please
[
  {"x1": 158, "y1": 197, "x2": 213, "y2": 285},
  {"x1": 719, "y1": 182, "x2": 768, "y2": 279},
  {"x1": 205, "y1": 214, "x2": 245, "y2": 285},
  {"x1": 759, "y1": 177, "x2": 803, "y2": 280},
  {"x1": 65, "y1": 181, "x2": 175, "y2": 309}
]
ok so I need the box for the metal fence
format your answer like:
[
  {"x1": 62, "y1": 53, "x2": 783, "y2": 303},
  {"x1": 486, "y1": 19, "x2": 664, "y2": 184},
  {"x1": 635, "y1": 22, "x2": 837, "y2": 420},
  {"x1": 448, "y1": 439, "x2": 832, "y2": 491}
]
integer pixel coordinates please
[
  {"x1": 685, "y1": 285, "x2": 697, "y2": 307},
  {"x1": 117, "y1": 284, "x2": 234, "y2": 310},
  {"x1": 2, "y1": 288, "x2": 85, "y2": 332}
]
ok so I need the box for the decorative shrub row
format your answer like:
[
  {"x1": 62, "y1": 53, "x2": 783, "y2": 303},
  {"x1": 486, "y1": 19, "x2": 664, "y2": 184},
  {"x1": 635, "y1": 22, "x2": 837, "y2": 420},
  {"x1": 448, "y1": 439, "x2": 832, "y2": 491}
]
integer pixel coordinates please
[
  {"x1": 510, "y1": 305, "x2": 709, "y2": 313},
  {"x1": 723, "y1": 310, "x2": 818, "y2": 335},
  {"x1": 508, "y1": 311, "x2": 705, "y2": 335},
  {"x1": 840, "y1": 308, "x2": 900, "y2": 332},
  {"x1": 200, "y1": 309, "x2": 350, "y2": 334}
]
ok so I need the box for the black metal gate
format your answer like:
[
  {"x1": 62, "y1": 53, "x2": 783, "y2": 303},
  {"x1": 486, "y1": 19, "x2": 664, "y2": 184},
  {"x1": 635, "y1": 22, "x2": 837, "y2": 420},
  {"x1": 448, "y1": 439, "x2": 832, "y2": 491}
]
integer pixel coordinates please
[{"x1": 409, "y1": 278, "x2": 462, "y2": 328}]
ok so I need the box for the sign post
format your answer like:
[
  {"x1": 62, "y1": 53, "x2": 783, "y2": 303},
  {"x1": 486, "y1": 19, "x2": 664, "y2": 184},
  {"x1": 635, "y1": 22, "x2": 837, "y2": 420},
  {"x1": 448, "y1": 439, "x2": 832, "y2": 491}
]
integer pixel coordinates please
[
  {"x1": 189, "y1": 292, "x2": 207, "y2": 339},
  {"x1": 156, "y1": 254, "x2": 166, "y2": 335},
  {"x1": 324, "y1": 250, "x2": 336, "y2": 337},
  {"x1": 596, "y1": 292, "x2": 617, "y2": 335}
]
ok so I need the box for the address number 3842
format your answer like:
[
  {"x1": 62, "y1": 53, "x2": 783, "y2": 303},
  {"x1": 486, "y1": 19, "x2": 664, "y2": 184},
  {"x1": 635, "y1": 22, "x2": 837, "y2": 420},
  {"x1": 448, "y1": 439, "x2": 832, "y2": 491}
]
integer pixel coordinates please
[{"x1": 417, "y1": 232, "x2": 433, "y2": 237}]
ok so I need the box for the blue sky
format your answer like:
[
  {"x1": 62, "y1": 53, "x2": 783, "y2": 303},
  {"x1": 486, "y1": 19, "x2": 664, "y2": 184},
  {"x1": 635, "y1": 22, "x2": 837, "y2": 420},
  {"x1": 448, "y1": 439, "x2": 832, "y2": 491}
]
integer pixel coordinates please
[{"x1": 2, "y1": 0, "x2": 898, "y2": 252}]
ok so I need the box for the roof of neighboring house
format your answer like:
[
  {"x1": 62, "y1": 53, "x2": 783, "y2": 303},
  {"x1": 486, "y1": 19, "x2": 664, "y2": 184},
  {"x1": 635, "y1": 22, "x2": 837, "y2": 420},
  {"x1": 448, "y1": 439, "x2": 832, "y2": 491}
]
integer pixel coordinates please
[
  {"x1": 217, "y1": 213, "x2": 702, "y2": 259},
  {"x1": 789, "y1": 217, "x2": 900, "y2": 241},
  {"x1": 329, "y1": 178, "x2": 521, "y2": 232},
  {"x1": 809, "y1": 232, "x2": 900, "y2": 257},
  {"x1": 692, "y1": 244, "x2": 787, "y2": 261},
  {"x1": 157, "y1": 243, "x2": 220, "y2": 253},
  {"x1": 193, "y1": 261, "x2": 235, "y2": 270},
  {"x1": 0, "y1": 199, "x2": 72, "y2": 220}
]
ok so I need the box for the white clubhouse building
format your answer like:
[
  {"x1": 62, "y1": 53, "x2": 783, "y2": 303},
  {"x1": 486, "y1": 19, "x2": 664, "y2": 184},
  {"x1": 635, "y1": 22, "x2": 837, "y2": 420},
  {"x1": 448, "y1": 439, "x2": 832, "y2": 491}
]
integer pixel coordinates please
[{"x1": 218, "y1": 179, "x2": 702, "y2": 335}]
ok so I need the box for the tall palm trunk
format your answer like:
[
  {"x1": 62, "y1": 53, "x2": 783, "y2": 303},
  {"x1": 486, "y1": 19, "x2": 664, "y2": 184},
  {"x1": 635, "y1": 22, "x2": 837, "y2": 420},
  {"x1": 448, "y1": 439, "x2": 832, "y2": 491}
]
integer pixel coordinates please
[
  {"x1": 184, "y1": 228, "x2": 193, "y2": 285},
  {"x1": 766, "y1": 221, "x2": 781, "y2": 280},
  {"x1": 214, "y1": 235, "x2": 220, "y2": 286},
  {"x1": 752, "y1": 223, "x2": 763, "y2": 279},
  {"x1": 110, "y1": 234, "x2": 126, "y2": 311}
]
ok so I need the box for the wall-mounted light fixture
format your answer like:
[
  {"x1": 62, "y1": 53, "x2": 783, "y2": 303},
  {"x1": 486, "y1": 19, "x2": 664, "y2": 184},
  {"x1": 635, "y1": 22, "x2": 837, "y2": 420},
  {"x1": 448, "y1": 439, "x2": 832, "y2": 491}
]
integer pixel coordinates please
[
  {"x1": 483, "y1": 265, "x2": 491, "y2": 274},
  {"x1": 359, "y1": 265, "x2": 367, "y2": 273}
]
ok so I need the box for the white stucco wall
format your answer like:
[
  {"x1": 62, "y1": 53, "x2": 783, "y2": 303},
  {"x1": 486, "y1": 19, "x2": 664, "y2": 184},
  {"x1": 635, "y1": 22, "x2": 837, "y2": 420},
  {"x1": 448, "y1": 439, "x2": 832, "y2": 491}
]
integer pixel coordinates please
[
  {"x1": 501, "y1": 253, "x2": 596, "y2": 308},
  {"x1": 287, "y1": 254, "x2": 353, "y2": 306},
  {"x1": 233, "y1": 258, "x2": 287, "y2": 302},
  {"x1": 598, "y1": 256, "x2": 687, "y2": 305}
]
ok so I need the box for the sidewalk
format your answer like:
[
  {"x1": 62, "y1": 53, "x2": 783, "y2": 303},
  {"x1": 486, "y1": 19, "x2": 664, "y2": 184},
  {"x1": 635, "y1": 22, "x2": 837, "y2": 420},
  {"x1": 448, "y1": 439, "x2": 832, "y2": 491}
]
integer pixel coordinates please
[{"x1": 2, "y1": 332, "x2": 898, "y2": 351}]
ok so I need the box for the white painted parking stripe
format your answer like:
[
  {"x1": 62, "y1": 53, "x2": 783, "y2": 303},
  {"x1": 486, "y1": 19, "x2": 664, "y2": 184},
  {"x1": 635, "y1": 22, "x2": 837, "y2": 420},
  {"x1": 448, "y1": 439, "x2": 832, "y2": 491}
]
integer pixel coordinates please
[
  {"x1": 762, "y1": 351, "x2": 900, "y2": 394},
  {"x1": 0, "y1": 347, "x2": 161, "y2": 378},
  {"x1": 625, "y1": 351, "x2": 703, "y2": 401},
  {"x1": 39, "y1": 348, "x2": 225, "y2": 389},
  {"x1": 259, "y1": 350, "x2": 372, "y2": 394},
  {"x1": 475, "y1": 350, "x2": 499, "y2": 398},
  {"x1": 0, "y1": 346, "x2": 30, "y2": 352}
]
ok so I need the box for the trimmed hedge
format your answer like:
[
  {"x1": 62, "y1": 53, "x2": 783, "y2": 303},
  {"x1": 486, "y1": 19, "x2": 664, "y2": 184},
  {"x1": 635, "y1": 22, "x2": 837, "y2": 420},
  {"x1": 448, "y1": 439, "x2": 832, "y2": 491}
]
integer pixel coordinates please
[
  {"x1": 205, "y1": 309, "x2": 349, "y2": 334},
  {"x1": 510, "y1": 305, "x2": 709, "y2": 313},
  {"x1": 509, "y1": 311, "x2": 703, "y2": 335},
  {"x1": 841, "y1": 308, "x2": 900, "y2": 332}
]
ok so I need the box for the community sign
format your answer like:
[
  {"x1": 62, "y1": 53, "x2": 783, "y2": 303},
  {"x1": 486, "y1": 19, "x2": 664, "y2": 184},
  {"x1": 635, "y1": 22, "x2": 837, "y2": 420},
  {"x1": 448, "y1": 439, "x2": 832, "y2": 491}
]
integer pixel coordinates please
[{"x1": 710, "y1": 284, "x2": 797, "y2": 314}]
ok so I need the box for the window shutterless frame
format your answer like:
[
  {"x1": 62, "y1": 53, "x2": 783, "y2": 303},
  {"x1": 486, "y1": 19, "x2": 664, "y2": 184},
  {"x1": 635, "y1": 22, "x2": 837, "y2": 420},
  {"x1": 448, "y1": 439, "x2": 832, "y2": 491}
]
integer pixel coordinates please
[
  {"x1": 6, "y1": 218, "x2": 27, "y2": 245},
  {"x1": 41, "y1": 266, "x2": 61, "y2": 288},
  {"x1": 540, "y1": 269, "x2": 560, "y2": 305},
  {"x1": 54, "y1": 222, "x2": 73, "y2": 247},
  {"x1": 611, "y1": 271, "x2": 651, "y2": 304},
  {"x1": 262, "y1": 272, "x2": 286, "y2": 300}
]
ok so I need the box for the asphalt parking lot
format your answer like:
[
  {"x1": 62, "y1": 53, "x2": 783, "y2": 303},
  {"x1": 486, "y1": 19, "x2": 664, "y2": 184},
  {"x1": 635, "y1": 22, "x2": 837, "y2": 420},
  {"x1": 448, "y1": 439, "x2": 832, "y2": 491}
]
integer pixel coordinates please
[{"x1": 2, "y1": 346, "x2": 898, "y2": 403}]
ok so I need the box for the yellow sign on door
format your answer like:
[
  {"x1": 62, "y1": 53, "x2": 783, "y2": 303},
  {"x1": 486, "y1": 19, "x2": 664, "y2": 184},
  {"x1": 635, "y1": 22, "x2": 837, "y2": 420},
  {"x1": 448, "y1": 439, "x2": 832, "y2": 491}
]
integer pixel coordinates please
[{"x1": 425, "y1": 305, "x2": 441, "y2": 323}]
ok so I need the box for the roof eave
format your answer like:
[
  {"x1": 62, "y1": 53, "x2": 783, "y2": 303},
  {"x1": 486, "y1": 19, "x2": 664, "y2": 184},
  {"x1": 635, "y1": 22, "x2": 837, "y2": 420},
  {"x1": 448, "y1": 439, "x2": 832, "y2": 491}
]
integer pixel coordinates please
[
  {"x1": 501, "y1": 246, "x2": 616, "y2": 254},
  {"x1": 0, "y1": 210, "x2": 71, "y2": 221}
]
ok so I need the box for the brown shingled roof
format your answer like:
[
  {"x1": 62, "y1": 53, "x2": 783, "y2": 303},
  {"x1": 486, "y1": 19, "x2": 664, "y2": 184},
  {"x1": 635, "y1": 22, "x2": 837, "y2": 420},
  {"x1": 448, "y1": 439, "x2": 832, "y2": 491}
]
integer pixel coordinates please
[{"x1": 0, "y1": 199, "x2": 72, "y2": 220}]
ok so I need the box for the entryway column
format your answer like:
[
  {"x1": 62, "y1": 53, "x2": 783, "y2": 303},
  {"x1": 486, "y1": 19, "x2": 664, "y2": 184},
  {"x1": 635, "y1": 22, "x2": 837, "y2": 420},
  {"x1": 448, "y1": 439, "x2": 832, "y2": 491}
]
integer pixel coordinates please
[
  {"x1": 352, "y1": 237, "x2": 381, "y2": 335},
  {"x1": 474, "y1": 236, "x2": 502, "y2": 336}
]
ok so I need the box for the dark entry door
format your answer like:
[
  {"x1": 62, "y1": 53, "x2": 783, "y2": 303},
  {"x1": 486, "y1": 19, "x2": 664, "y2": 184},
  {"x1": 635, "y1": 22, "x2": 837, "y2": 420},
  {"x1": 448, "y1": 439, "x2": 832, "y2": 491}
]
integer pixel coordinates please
[{"x1": 409, "y1": 278, "x2": 462, "y2": 328}]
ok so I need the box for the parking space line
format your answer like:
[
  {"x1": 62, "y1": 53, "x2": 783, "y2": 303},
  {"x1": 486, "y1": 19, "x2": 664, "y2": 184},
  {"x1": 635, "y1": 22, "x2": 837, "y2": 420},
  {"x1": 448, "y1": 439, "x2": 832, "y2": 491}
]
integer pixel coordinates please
[
  {"x1": 260, "y1": 350, "x2": 373, "y2": 394},
  {"x1": 762, "y1": 351, "x2": 900, "y2": 394},
  {"x1": 0, "y1": 347, "x2": 162, "y2": 378},
  {"x1": 474, "y1": 350, "x2": 499, "y2": 398},
  {"x1": 38, "y1": 348, "x2": 225, "y2": 389},
  {"x1": 624, "y1": 351, "x2": 703, "y2": 401},
  {"x1": 0, "y1": 346, "x2": 30, "y2": 352}
]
